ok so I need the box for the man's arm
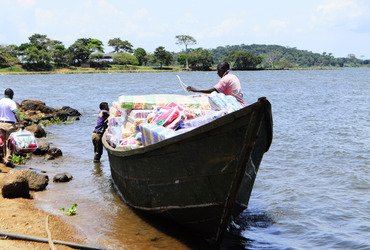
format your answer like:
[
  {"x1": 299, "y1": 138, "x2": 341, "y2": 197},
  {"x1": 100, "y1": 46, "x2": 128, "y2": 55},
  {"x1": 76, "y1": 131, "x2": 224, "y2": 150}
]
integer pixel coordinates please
[
  {"x1": 186, "y1": 86, "x2": 218, "y2": 94},
  {"x1": 13, "y1": 110, "x2": 24, "y2": 128}
]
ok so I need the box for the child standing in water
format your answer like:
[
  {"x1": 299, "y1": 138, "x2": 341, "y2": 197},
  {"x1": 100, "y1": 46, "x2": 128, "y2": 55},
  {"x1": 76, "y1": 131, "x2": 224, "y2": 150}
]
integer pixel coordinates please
[{"x1": 92, "y1": 102, "x2": 109, "y2": 163}]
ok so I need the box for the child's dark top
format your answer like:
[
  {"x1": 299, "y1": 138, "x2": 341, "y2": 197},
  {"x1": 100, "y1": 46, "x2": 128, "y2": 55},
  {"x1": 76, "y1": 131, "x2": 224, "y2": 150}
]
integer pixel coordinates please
[{"x1": 93, "y1": 110, "x2": 110, "y2": 133}]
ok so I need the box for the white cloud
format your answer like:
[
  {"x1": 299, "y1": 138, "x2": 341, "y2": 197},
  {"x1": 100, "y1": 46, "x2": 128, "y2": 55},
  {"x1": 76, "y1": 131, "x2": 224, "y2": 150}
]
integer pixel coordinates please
[
  {"x1": 269, "y1": 19, "x2": 288, "y2": 29},
  {"x1": 133, "y1": 8, "x2": 150, "y2": 20},
  {"x1": 268, "y1": 19, "x2": 288, "y2": 34},
  {"x1": 35, "y1": 8, "x2": 54, "y2": 27},
  {"x1": 176, "y1": 13, "x2": 199, "y2": 25},
  {"x1": 311, "y1": 0, "x2": 369, "y2": 30},
  {"x1": 208, "y1": 18, "x2": 243, "y2": 38},
  {"x1": 16, "y1": 0, "x2": 35, "y2": 8}
]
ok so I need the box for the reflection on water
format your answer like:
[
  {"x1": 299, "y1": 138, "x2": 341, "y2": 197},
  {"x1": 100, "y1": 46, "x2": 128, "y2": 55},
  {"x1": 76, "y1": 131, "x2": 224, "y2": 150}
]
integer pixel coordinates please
[
  {"x1": 1, "y1": 68, "x2": 369, "y2": 249},
  {"x1": 221, "y1": 211, "x2": 274, "y2": 250}
]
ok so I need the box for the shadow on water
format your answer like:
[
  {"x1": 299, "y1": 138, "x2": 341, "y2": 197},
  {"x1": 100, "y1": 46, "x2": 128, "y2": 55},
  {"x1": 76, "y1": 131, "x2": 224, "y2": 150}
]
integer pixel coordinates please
[
  {"x1": 123, "y1": 204, "x2": 275, "y2": 250},
  {"x1": 126, "y1": 208, "x2": 215, "y2": 249},
  {"x1": 220, "y1": 210, "x2": 274, "y2": 249}
]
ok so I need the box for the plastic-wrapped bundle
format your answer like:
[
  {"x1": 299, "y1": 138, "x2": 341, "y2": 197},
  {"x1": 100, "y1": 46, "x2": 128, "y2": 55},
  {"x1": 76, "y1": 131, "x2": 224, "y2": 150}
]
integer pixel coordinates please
[
  {"x1": 208, "y1": 92, "x2": 242, "y2": 113},
  {"x1": 129, "y1": 110, "x2": 154, "y2": 119},
  {"x1": 8, "y1": 130, "x2": 38, "y2": 154},
  {"x1": 179, "y1": 110, "x2": 227, "y2": 129},
  {"x1": 139, "y1": 123, "x2": 178, "y2": 146},
  {"x1": 191, "y1": 94, "x2": 211, "y2": 110},
  {"x1": 108, "y1": 117, "x2": 126, "y2": 127},
  {"x1": 116, "y1": 133, "x2": 142, "y2": 150},
  {"x1": 150, "y1": 102, "x2": 184, "y2": 128},
  {"x1": 110, "y1": 101, "x2": 128, "y2": 117},
  {"x1": 118, "y1": 94, "x2": 201, "y2": 110}
]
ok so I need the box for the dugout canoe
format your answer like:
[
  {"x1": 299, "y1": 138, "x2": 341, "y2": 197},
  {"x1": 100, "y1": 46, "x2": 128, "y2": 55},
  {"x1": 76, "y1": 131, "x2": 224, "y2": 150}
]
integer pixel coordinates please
[{"x1": 102, "y1": 97, "x2": 273, "y2": 245}]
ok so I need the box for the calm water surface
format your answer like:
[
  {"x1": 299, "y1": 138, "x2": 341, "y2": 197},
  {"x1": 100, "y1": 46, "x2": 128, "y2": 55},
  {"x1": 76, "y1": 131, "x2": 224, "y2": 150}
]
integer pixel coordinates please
[{"x1": 0, "y1": 68, "x2": 369, "y2": 249}]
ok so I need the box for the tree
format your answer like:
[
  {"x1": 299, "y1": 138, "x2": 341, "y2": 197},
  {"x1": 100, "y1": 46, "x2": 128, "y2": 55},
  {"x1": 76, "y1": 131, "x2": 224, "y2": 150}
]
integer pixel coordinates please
[
  {"x1": 195, "y1": 48, "x2": 214, "y2": 70},
  {"x1": 177, "y1": 54, "x2": 197, "y2": 68},
  {"x1": 108, "y1": 38, "x2": 133, "y2": 53},
  {"x1": 87, "y1": 39, "x2": 104, "y2": 54},
  {"x1": 153, "y1": 46, "x2": 173, "y2": 69},
  {"x1": 68, "y1": 38, "x2": 104, "y2": 65},
  {"x1": 175, "y1": 35, "x2": 196, "y2": 70},
  {"x1": 134, "y1": 48, "x2": 147, "y2": 66},
  {"x1": 177, "y1": 54, "x2": 187, "y2": 67},
  {"x1": 225, "y1": 51, "x2": 262, "y2": 70},
  {"x1": 51, "y1": 44, "x2": 68, "y2": 67},
  {"x1": 113, "y1": 52, "x2": 139, "y2": 65},
  {"x1": 19, "y1": 34, "x2": 58, "y2": 70},
  {"x1": 0, "y1": 45, "x2": 20, "y2": 70}
]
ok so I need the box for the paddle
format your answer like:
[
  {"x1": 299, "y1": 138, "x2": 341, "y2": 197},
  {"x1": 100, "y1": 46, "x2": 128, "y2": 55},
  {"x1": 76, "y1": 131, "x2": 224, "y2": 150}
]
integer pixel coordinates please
[{"x1": 176, "y1": 75, "x2": 190, "y2": 95}]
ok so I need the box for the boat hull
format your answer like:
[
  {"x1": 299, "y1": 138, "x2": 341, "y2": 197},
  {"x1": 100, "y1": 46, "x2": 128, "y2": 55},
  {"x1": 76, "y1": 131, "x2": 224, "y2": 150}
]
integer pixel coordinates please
[{"x1": 103, "y1": 97, "x2": 273, "y2": 244}]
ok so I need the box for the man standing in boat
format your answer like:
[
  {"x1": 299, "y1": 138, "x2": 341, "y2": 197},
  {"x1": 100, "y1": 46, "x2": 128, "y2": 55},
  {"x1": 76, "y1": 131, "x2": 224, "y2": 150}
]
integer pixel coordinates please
[
  {"x1": 92, "y1": 102, "x2": 109, "y2": 163},
  {"x1": 186, "y1": 61, "x2": 246, "y2": 107}
]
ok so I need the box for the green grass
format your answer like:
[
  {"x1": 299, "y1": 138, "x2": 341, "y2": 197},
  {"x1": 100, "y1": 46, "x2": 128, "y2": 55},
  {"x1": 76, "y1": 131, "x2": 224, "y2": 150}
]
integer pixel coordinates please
[
  {"x1": 12, "y1": 154, "x2": 30, "y2": 165},
  {"x1": 0, "y1": 64, "x2": 185, "y2": 75}
]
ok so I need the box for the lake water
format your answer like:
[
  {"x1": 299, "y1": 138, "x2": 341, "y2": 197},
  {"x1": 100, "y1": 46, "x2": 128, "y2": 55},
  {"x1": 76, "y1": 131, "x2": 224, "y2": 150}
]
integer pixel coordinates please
[{"x1": 0, "y1": 68, "x2": 369, "y2": 249}]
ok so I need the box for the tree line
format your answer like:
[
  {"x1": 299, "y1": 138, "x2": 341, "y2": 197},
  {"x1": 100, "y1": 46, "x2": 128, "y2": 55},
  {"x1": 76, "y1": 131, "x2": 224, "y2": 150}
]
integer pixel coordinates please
[{"x1": 0, "y1": 33, "x2": 368, "y2": 71}]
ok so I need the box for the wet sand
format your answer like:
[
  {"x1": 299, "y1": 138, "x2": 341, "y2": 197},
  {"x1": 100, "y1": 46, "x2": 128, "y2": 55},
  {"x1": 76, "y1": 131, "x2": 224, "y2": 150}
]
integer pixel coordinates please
[{"x1": 0, "y1": 163, "x2": 88, "y2": 250}]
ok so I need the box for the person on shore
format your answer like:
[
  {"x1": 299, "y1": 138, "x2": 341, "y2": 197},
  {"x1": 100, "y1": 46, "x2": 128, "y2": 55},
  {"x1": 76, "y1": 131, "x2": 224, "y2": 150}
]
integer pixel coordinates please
[
  {"x1": 92, "y1": 102, "x2": 110, "y2": 163},
  {"x1": 0, "y1": 88, "x2": 24, "y2": 167},
  {"x1": 186, "y1": 61, "x2": 246, "y2": 107}
]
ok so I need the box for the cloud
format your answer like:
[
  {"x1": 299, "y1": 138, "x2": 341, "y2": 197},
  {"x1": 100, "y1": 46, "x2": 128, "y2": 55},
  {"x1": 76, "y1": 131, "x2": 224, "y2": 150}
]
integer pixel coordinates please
[
  {"x1": 176, "y1": 13, "x2": 199, "y2": 25},
  {"x1": 208, "y1": 18, "x2": 243, "y2": 38},
  {"x1": 311, "y1": 0, "x2": 370, "y2": 31},
  {"x1": 268, "y1": 19, "x2": 288, "y2": 34},
  {"x1": 16, "y1": 0, "x2": 35, "y2": 8},
  {"x1": 35, "y1": 7, "x2": 54, "y2": 27}
]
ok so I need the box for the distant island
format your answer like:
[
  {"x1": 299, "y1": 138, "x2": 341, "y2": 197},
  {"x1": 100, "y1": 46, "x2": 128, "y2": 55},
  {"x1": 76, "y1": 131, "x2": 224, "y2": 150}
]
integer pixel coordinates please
[{"x1": 1, "y1": 34, "x2": 368, "y2": 74}]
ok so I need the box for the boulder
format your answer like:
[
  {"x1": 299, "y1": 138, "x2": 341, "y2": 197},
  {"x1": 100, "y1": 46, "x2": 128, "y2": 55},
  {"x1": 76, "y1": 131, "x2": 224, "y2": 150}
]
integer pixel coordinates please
[
  {"x1": 45, "y1": 147, "x2": 63, "y2": 160},
  {"x1": 19, "y1": 169, "x2": 49, "y2": 191},
  {"x1": 33, "y1": 141, "x2": 50, "y2": 155},
  {"x1": 61, "y1": 106, "x2": 81, "y2": 117},
  {"x1": 25, "y1": 124, "x2": 47, "y2": 138},
  {"x1": 20, "y1": 100, "x2": 46, "y2": 111},
  {"x1": 20, "y1": 100, "x2": 81, "y2": 126},
  {"x1": 53, "y1": 173, "x2": 73, "y2": 183},
  {"x1": 1, "y1": 171, "x2": 30, "y2": 198}
]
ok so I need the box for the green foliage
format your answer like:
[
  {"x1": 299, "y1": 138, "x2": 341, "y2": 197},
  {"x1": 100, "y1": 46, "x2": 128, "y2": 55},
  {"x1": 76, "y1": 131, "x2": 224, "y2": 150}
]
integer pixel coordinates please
[
  {"x1": 113, "y1": 52, "x2": 139, "y2": 65},
  {"x1": 60, "y1": 204, "x2": 78, "y2": 216},
  {"x1": 191, "y1": 48, "x2": 214, "y2": 69},
  {"x1": 87, "y1": 39, "x2": 104, "y2": 54},
  {"x1": 175, "y1": 35, "x2": 197, "y2": 69},
  {"x1": 153, "y1": 46, "x2": 173, "y2": 69},
  {"x1": 211, "y1": 44, "x2": 366, "y2": 68},
  {"x1": 108, "y1": 38, "x2": 133, "y2": 53},
  {"x1": 1, "y1": 33, "x2": 369, "y2": 72},
  {"x1": 224, "y1": 51, "x2": 263, "y2": 70},
  {"x1": 12, "y1": 154, "x2": 30, "y2": 165},
  {"x1": 17, "y1": 110, "x2": 26, "y2": 120},
  {"x1": 17, "y1": 34, "x2": 56, "y2": 70},
  {"x1": 52, "y1": 44, "x2": 69, "y2": 67},
  {"x1": 89, "y1": 53, "x2": 104, "y2": 62},
  {"x1": 0, "y1": 44, "x2": 19, "y2": 68},
  {"x1": 68, "y1": 38, "x2": 104, "y2": 65},
  {"x1": 134, "y1": 48, "x2": 147, "y2": 66},
  {"x1": 175, "y1": 35, "x2": 197, "y2": 47}
]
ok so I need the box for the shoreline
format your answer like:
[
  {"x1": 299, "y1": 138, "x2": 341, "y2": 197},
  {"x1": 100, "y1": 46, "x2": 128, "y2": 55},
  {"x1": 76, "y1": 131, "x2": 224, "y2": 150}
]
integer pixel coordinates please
[
  {"x1": 0, "y1": 66, "x2": 349, "y2": 76},
  {"x1": 0, "y1": 164, "x2": 90, "y2": 249}
]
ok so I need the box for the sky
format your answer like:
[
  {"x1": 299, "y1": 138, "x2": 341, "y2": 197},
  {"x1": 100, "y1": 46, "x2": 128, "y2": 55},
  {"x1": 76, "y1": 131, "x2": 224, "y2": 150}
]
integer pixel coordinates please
[{"x1": 1, "y1": 0, "x2": 370, "y2": 59}]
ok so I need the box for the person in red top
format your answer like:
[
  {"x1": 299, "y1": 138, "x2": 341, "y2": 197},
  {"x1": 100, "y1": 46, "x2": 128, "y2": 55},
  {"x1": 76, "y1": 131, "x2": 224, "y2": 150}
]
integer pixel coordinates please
[{"x1": 187, "y1": 61, "x2": 245, "y2": 107}]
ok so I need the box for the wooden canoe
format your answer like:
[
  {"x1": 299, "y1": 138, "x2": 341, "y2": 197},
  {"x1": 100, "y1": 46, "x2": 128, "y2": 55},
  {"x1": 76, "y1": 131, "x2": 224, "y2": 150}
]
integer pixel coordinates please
[{"x1": 103, "y1": 97, "x2": 273, "y2": 245}]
